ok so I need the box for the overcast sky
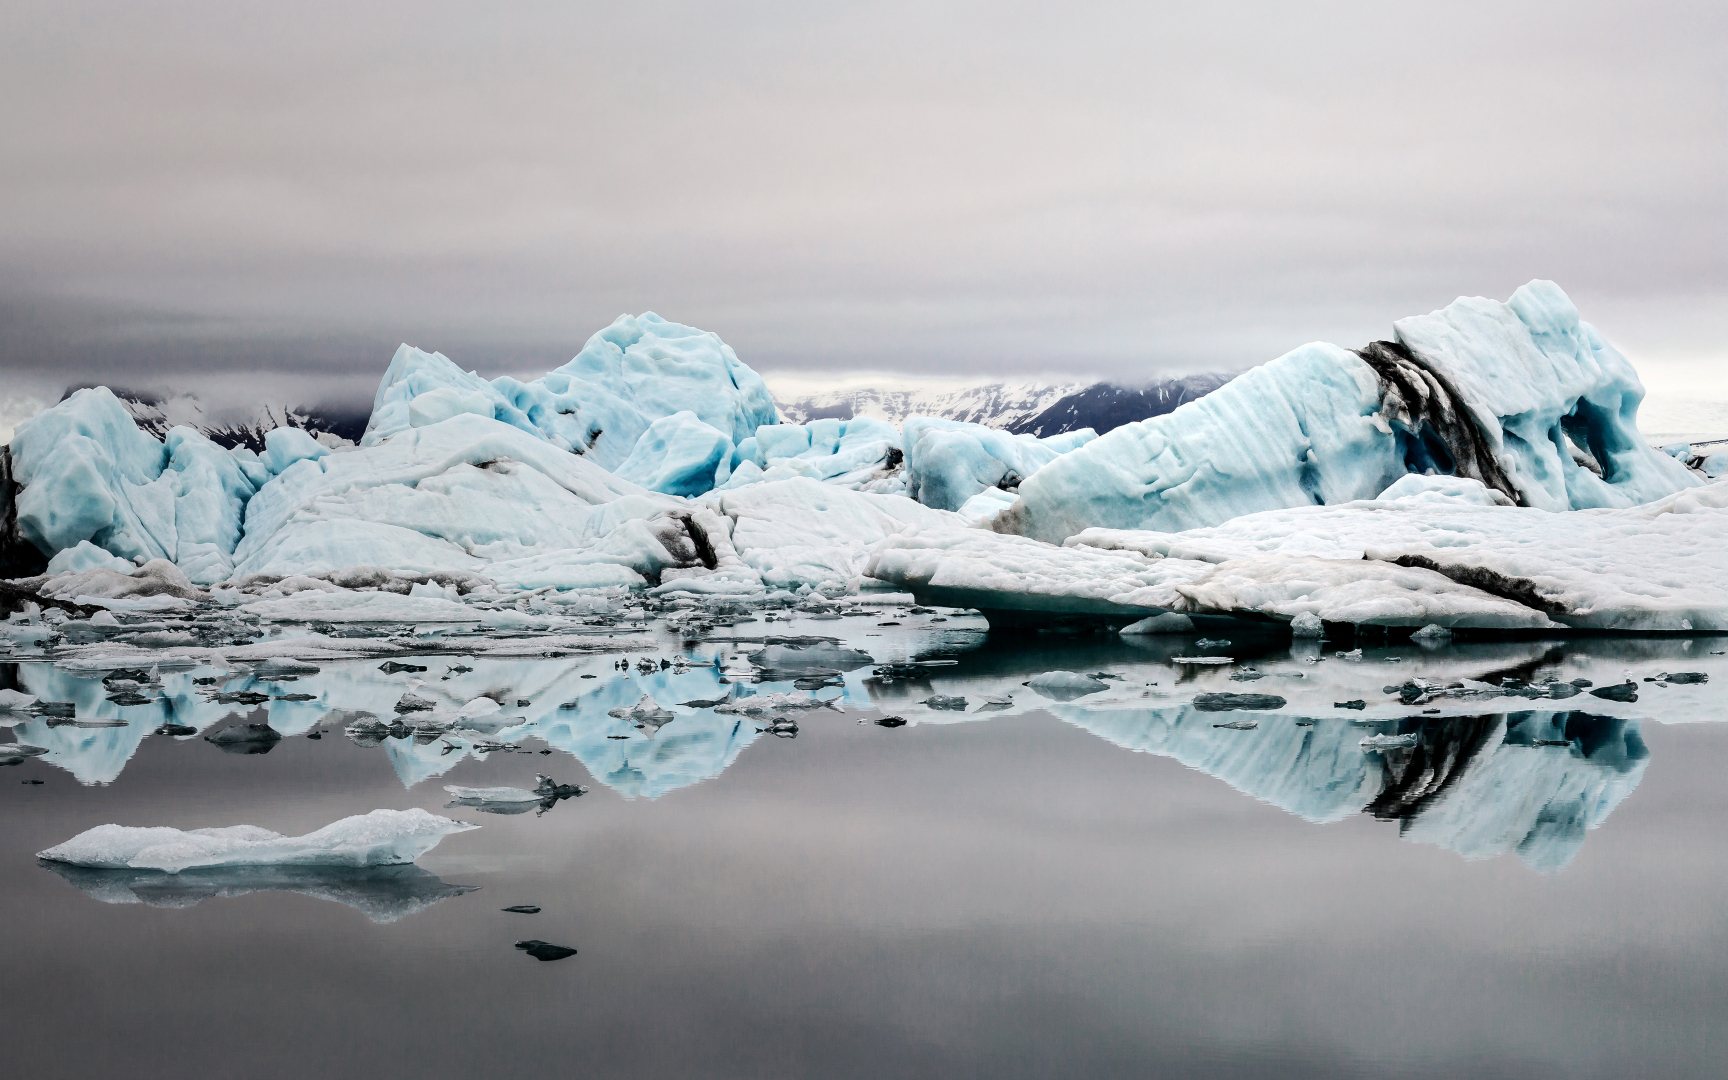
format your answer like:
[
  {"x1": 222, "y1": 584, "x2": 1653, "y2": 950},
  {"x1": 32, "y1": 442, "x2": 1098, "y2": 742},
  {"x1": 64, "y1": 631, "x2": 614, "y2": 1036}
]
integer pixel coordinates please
[{"x1": 2, "y1": 0, "x2": 1724, "y2": 426}]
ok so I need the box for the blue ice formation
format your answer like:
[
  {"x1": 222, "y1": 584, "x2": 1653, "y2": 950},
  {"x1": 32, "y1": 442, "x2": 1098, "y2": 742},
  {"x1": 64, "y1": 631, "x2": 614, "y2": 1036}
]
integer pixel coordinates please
[
  {"x1": 997, "y1": 281, "x2": 1699, "y2": 543},
  {"x1": 10, "y1": 388, "x2": 262, "y2": 583},
  {"x1": 723, "y1": 415, "x2": 904, "y2": 491},
  {"x1": 364, "y1": 312, "x2": 778, "y2": 473},
  {"x1": 613, "y1": 411, "x2": 735, "y2": 496},
  {"x1": 902, "y1": 417, "x2": 1096, "y2": 511}
]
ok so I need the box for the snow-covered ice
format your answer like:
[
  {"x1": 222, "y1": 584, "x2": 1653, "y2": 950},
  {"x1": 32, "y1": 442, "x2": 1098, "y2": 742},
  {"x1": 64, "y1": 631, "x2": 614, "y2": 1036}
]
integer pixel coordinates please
[{"x1": 37, "y1": 808, "x2": 477, "y2": 873}]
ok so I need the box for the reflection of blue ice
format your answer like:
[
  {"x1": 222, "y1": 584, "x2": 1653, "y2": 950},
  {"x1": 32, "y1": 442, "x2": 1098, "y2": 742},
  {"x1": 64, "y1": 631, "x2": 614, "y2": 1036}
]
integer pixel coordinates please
[
  {"x1": 39, "y1": 861, "x2": 479, "y2": 924},
  {"x1": 1058, "y1": 704, "x2": 1647, "y2": 872}
]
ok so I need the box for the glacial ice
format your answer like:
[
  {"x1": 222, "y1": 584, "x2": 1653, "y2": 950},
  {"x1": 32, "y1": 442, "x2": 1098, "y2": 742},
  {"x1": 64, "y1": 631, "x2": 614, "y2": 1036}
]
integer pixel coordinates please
[
  {"x1": 37, "y1": 808, "x2": 477, "y2": 873},
  {"x1": 9, "y1": 389, "x2": 260, "y2": 583},
  {"x1": 723, "y1": 416, "x2": 905, "y2": 492},
  {"x1": 2, "y1": 280, "x2": 1717, "y2": 635},
  {"x1": 364, "y1": 313, "x2": 777, "y2": 475},
  {"x1": 1074, "y1": 480, "x2": 1728, "y2": 631},
  {"x1": 996, "y1": 281, "x2": 1698, "y2": 544},
  {"x1": 902, "y1": 417, "x2": 1096, "y2": 511},
  {"x1": 613, "y1": 411, "x2": 734, "y2": 496}
]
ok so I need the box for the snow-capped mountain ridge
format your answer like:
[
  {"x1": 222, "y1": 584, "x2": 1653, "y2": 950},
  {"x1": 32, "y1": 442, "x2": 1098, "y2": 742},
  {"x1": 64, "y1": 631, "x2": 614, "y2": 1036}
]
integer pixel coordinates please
[{"x1": 774, "y1": 375, "x2": 1236, "y2": 437}]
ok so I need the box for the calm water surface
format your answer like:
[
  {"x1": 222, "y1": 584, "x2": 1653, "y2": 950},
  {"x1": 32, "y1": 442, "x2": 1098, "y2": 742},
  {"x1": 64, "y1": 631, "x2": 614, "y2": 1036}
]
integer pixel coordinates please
[{"x1": 3, "y1": 622, "x2": 1727, "y2": 1079}]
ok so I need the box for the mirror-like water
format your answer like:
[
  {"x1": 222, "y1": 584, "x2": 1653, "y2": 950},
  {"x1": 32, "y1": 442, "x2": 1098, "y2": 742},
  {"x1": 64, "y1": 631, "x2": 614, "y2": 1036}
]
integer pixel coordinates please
[{"x1": 4, "y1": 615, "x2": 1727, "y2": 1078}]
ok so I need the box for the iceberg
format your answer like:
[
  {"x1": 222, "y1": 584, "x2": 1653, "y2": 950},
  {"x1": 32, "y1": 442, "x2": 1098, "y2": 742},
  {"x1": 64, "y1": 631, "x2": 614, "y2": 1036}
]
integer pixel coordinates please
[
  {"x1": 364, "y1": 313, "x2": 777, "y2": 476},
  {"x1": 613, "y1": 411, "x2": 735, "y2": 496},
  {"x1": 37, "y1": 807, "x2": 477, "y2": 873},
  {"x1": 902, "y1": 417, "x2": 1095, "y2": 511},
  {"x1": 9, "y1": 389, "x2": 260, "y2": 584},
  {"x1": 995, "y1": 281, "x2": 1698, "y2": 544}
]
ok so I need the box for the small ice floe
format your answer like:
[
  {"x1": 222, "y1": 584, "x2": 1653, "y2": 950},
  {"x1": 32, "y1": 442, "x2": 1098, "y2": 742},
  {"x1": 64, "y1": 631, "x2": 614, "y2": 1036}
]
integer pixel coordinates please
[
  {"x1": 608, "y1": 695, "x2": 676, "y2": 734},
  {"x1": 514, "y1": 939, "x2": 577, "y2": 962},
  {"x1": 1410, "y1": 623, "x2": 1453, "y2": 645},
  {"x1": 0, "y1": 743, "x2": 49, "y2": 765},
  {"x1": 1120, "y1": 612, "x2": 1196, "y2": 635},
  {"x1": 1360, "y1": 733, "x2": 1420, "y2": 751},
  {"x1": 1028, "y1": 671, "x2": 1109, "y2": 701},
  {"x1": 1333, "y1": 700, "x2": 1367, "y2": 711},
  {"x1": 1192, "y1": 693, "x2": 1286, "y2": 712},
  {"x1": 154, "y1": 722, "x2": 197, "y2": 737},
  {"x1": 875, "y1": 716, "x2": 907, "y2": 728},
  {"x1": 1212, "y1": 720, "x2": 1258, "y2": 730},
  {"x1": 203, "y1": 722, "x2": 283, "y2": 754},
  {"x1": 756, "y1": 719, "x2": 799, "y2": 737},
  {"x1": 1656, "y1": 671, "x2": 1708, "y2": 685},
  {"x1": 1335, "y1": 649, "x2": 1363, "y2": 661},
  {"x1": 37, "y1": 808, "x2": 477, "y2": 873},
  {"x1": 716, "y1": 691, "x2": 841, "y2": 715},
  {"x1": 921, "y1": 694, "x2": 968, "y2": 710},
  {"x1": 1289, "y1": 611, "x2": 1324, "y2": 638},
  {"x1": 1170, "y1": 656, "x2": 1233, "y2": 665},
  {"x1": 394, "y1": 692, "x2": 437, "y2": 713},
  {"x1": 974, "y1": 696, "x2": 1015, "y2": 712},
  {"x1": 1194, "y1": 638, "x2": 1232, "y2": 650},
  {"x1": 502, "y1": 905, "x2": 541, "y2": 914},
  {"x1": 379, "y1": 661, "x2": 427, "y2": 674}
]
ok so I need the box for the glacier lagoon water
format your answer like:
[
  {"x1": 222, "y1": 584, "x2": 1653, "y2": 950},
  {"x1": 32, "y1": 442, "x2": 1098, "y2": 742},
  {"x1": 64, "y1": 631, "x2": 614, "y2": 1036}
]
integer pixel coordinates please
[{"x1": 4, "y1": 619, "x2": 1728, "y2": 1079}]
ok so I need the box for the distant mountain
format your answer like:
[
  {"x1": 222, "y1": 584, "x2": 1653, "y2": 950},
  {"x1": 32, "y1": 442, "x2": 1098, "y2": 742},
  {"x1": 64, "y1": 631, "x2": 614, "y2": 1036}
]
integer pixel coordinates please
[
  {"x1": 64, "y1": 386, "x2": 371, "y2": 453},
  {"x1": 1005, "y1": 375, "x2": 1234, "y2": 438},
  {"x1": 775, "y1": 382, "x2": 1087, "y2": 431},
  {"x1": 774, "y1": 375, "x2": 1235, "y2": 437}
]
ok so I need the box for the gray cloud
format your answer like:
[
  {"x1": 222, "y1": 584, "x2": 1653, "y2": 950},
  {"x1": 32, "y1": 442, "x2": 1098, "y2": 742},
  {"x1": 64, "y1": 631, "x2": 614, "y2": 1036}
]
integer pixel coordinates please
[{"x1": 2, "y1": 0, "x2": 1724, "y2": 408}]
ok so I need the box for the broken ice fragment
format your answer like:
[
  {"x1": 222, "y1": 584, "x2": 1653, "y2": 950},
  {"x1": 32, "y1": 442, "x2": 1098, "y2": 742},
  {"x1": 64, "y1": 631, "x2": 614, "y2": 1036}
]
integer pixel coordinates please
[
  {"x1": 502, "y1": 905, "x2": 541, "y2": 914},
  {"x1": 38, "y1": 808, "x2": 478, "y2": 873}
]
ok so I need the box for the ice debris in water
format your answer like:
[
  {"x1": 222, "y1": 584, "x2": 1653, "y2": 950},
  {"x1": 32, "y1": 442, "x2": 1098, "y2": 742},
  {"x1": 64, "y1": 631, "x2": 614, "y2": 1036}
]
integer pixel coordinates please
[
  {"x1": 1290, "y1": 612, "x2": 1325, "y2": 638},
  {"x1": 1193, "y1": 693, "x2": 1287, "y2": 712},
  {"x1": 37, "y1": 808, "x2": 478, "y2": 873},
  {"x1": 514, "y1": 939, "x2": 577, "y2": 962},
  {"x1": 1028, "y1": 671, "x2": 1110, "y2": 700}
]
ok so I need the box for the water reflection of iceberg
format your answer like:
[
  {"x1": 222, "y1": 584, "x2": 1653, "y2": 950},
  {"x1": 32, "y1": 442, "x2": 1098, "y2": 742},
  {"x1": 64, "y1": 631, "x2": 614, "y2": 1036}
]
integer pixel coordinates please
[
  {"x1": 39, "y1": 861, "x2": 480, "y2": 924},
  {"x1": 1059, "y1": 704, "x2": 1648, "y2": 872}
]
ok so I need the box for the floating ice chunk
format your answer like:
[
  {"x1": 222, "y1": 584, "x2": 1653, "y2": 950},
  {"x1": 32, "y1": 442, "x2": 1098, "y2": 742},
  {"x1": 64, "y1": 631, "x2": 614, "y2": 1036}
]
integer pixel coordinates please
[
  {"x1": 37, "y1": 808, "x2": 478, "y2": 873},
  {"x1": 444, "y1": 784, "x2": 539, "y2": 804},
  {"x1": 46, "y1": 541, "x2": 135, "y2": 576},
  {"x1": 1120, "y1": 613, "x2": 1196, "y2": 635},
  {"x1": 1290, "y1": 611, "x2": 1325, "y2": 638},
  {"x1": 1410, "y1": 623, "x2": 1453, "y2": 644},
  {"x1": 613, "y1": 411, "x2": 734, "y2": 496},
  {"x1": 1028, "y1": 671, "x2": 1110, "y2": 700}
]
